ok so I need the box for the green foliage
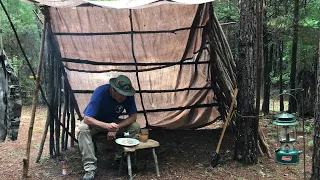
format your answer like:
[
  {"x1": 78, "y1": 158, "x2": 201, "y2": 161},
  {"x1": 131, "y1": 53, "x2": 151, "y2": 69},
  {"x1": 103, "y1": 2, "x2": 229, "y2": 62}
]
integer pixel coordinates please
[
  {"x1": 302, "y1": 18, "x2": 320, "y2": 28},
  {"x1": 271, "y1": 72, "x2": 290, "y2": 85},
  {"x1": 1, "y1": 0, "x2": 40, "y2": 104},
  {"x1": 267, "y1": 15, "x2": 292, "y2": 34},
  {"x1": 301, "y1": 0, "x2": 320, "y2": 29},
  {"x1": 8, "y1": 56, "x2": 23, "y2": 73},
  {"x1": 305, "y1": 123, "x2": 313, "y2": 134},
  {"x1": 297, "y1": 120, "x2": 314, "y2": 134},
  {"x1": 308, "y1": 140, "x2": 313, "y2": 146},
  {"x1": 213, "y1": 0, "x2": 239, "y2": 23}
]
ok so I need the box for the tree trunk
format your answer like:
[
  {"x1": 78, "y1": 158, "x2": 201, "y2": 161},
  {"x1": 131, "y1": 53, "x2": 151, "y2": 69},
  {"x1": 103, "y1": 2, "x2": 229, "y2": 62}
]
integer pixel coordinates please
[
  {"x1": 234, "y1": 0, "x2": 258, "y2": 165},
  {"x1": 255, "y1": 0, "x2": 263, "y2": 117},
  {"x1": 279, "y1": 41, "x2": 284, "y2": 111},
  {"x1": 262, "y1": 43, "x2": 272, "y2": 114},
  {"x1": 311, "y1": 39, "x2": 320, "y2": 179},
  {"x1": 288, "y1": 0, "x2": 299, "y2": 113},
  {"x1": 262, "y1": 3, "x2": 269, "y2": 114}
]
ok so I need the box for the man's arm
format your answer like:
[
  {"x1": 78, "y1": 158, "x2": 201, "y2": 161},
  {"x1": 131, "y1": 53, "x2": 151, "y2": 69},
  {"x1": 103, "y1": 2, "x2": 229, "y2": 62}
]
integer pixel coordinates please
[
  {"x1": 106, "y1": 114, "x2": 137, "y2": 141},
  {"x1": 84, "y1": 115, "x2": 119, "y2": 131},
  {"x1": 117, "y1": 113, "x2": 137, "y2": 129}
]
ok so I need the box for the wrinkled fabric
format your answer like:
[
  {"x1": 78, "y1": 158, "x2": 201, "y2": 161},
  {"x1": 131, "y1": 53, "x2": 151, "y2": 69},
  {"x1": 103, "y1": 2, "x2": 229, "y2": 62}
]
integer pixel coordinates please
[
  {"x1": 49, "y1": 3, "x2": 222, "y2": 129},
  {"x1": 0, "y1": 53, "x2": 22, "y2": 142}
]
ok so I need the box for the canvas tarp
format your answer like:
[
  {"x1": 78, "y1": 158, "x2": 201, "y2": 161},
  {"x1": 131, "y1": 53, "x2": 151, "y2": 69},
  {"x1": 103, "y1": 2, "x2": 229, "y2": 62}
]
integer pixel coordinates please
[
  {"x1": 29, "y1": 0, "x2": 237, "y2": 130},
  {"x1": 47, "y1": 3, "x2": 221, "y2": 129}
]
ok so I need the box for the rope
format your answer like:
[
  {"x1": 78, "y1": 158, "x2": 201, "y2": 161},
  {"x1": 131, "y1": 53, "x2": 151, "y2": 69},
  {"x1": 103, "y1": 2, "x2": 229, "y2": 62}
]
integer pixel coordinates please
[
  {"x1": 129, "y1": 9, "x2": 149, "y2": 127},
  {"x1": 62, "y1": 56, "x2": 208, "y2": 66},
  {"x1": 53, "y1": 26, "x2": 205, "y2": 36},
  {"x1": 72, "y1": 87, "x2": 212, "y2": 94},
  {"x1": 234, "y1": 111, "x2": 258, "y2": 119}
]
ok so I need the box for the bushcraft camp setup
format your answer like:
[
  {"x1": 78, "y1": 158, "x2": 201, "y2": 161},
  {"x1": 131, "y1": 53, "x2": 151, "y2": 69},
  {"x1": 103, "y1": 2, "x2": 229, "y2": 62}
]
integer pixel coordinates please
[{"x1": 3, "y1": 0, "x2": 239, "y2": 178}]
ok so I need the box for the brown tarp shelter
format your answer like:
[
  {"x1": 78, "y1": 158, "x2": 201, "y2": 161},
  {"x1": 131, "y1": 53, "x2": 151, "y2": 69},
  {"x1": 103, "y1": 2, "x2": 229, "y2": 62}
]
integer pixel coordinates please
[{"x1": 26, "y1": 0, "x2": 236, "y2": 130}]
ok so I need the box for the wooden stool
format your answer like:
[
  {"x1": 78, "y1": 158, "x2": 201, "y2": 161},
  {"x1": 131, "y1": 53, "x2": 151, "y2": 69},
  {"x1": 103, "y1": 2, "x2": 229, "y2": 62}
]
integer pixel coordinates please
[{"x1": 119, "y1": 139, "x2": 160, "y2": 180}]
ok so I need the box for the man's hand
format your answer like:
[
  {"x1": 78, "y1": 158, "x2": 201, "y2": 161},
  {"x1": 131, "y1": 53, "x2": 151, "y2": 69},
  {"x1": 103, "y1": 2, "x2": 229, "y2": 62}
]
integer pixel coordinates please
[
  {"x1": 105, "y1": 122, "x2": 119, "y2": 131},
  {"x1": 107, "y1": 131, "x2": 117, "y2": 141}
]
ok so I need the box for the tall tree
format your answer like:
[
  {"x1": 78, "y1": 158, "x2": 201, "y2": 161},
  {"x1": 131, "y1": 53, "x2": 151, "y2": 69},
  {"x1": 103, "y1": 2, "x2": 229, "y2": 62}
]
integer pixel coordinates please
[
  {"x1": 262, "y1": 2, "x2": 270, "y2": 114},
  {"x1": 279, "y1": 41, "x2": 284, "y2": 111},
  {"x1": 311, "y1": 39, "x2": 320, "y2": 179},
  {"x1": 234, "y1": 0, "x2": 258, "y2": 164},
  {"x1": 262, "y1": 43, "x2": 272, "y2": 114},
  {"x1": 288, "y1": 0, "x2": 300, "y2": 113}
]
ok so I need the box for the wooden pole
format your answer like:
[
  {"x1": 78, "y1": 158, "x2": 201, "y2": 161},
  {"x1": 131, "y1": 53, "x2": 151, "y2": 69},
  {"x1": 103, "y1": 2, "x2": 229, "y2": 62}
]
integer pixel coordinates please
[
  {"x1": 71, "y1": 99, "x2": 75, "y2": 147},
  {"x1": 61, "y1": 80, "x2": 67, "y2": 150},
  {"x1": 65, "y1": 93, "x2": 70, "y2": 150},
  {"x1": 22, "y1": 18, "x2": 47, "y2": 178},
  {"x1": 55, "y1": 61, "x2": 61, "y2": 156},
  {"x1": 35, "y1": 49, "x2": 52, "y2": 163},
  {"x1": 49, "y1": 55, "x2": 55, "y2": 157}
]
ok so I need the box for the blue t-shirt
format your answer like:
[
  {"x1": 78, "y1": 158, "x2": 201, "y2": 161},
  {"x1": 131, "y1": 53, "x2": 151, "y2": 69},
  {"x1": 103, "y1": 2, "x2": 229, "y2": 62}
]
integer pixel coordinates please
[{"x1": 83, "y1": 84, "x2": 137, "y2": 123}]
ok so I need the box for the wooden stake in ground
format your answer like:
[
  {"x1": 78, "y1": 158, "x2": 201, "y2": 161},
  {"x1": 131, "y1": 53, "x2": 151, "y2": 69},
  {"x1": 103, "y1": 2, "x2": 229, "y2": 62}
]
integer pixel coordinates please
[{"x1": 22, "y1": 18, "x2": 47, "y2": 178}]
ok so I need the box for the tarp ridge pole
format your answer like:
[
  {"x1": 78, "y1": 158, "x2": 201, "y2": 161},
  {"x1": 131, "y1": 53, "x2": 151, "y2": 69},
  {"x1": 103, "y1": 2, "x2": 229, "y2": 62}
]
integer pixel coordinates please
[
  {"x1": 22, "y1": 17, "x2": 47, "y2": 178},
  {"x1": 129, "y1": 9, "x2": 149, "y2": 127}
]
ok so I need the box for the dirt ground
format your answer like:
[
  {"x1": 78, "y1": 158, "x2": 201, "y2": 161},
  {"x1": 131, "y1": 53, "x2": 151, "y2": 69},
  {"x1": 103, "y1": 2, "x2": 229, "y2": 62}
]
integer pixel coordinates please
[{"x1": 0, "y1": 106, "x2": 314, "y2": 180}]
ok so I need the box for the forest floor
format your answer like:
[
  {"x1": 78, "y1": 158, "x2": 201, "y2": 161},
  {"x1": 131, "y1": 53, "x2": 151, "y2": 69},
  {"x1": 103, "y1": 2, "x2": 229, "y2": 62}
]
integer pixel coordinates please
[{"x1": 0, "y1": 106, "x2": 314, "y2": 180}]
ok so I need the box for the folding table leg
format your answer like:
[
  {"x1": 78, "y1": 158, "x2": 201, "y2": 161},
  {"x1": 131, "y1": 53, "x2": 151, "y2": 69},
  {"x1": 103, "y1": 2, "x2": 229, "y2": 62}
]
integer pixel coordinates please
[
  {"x1": 127, "y1": 153, "x2": 133, "y2": 180},
  {"x1": 152, "y1": 148, "x2": 160, "y2": 177}
]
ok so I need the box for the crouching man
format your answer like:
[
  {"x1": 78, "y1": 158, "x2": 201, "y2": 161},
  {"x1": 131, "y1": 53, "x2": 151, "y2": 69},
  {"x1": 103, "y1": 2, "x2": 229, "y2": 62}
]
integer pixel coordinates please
[{"x1": 78, "y1": 75, "x2": 140, "y2": 180}]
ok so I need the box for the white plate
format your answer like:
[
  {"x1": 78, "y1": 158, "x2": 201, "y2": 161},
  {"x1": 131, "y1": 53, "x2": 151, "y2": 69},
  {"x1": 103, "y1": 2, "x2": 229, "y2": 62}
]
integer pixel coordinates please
[{"x1": 115, "y1": 138, "x2": 140, "y2": 146}]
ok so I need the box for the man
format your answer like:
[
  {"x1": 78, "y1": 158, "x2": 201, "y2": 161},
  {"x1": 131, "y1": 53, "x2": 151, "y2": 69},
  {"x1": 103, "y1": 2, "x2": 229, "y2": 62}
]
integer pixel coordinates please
[{"x1": 78, "y1": 75, "x2": 140, "y2": 180}]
